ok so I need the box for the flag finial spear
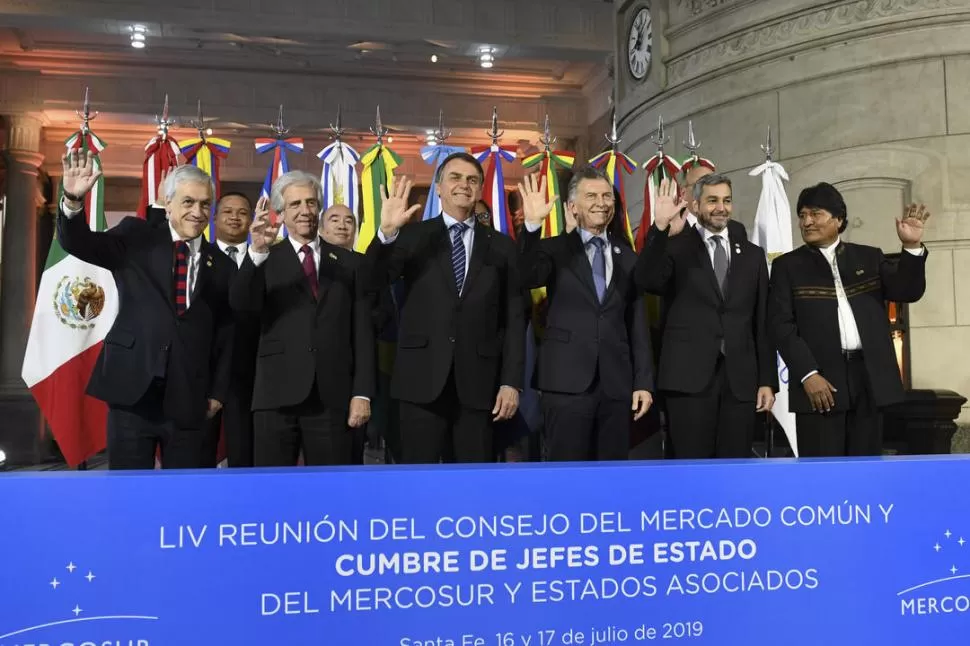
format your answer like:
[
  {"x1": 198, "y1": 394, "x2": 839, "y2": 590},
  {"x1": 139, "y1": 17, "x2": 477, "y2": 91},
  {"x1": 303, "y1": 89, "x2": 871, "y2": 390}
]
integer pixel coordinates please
[
  {"x1": 649, "y1": 114, "x2": 668, "y2": 154},
  {"x1": 328, "y1": 104, "x2": 345, "y2": 142},
  {"x1": 271, "y1": 104, "x2": 290, "y2": 139},
  {"x1": 761, "y1": 125, "x2": 774, "y2": 162},
  {"x1": 431, "y1": 109, "x2": 451, "y2": 145},
  {"x1": 189, "y1": 99, "x2": 209, "y2": 140},
  {"x1": 604, "y1": 105, "x2": 621, "y2": 151},
  {"x1": 155, "y1": 94, "x2": 175, "y2": 138},
  {"x1": 486, "y1": 106, "x2": 504, "y2": 146},
  {"x1": 370, "y1": 105, "x2": 389, "y2": 146},
  {"x1": 684, "y1": 120, "x2": 701, "y2": 157},
  {"x1": 539, "y1": 114, "x2": 557, "y2": 150},
  {"x1": 75, "y1": 86, "x2": 99, "y2": 135}
]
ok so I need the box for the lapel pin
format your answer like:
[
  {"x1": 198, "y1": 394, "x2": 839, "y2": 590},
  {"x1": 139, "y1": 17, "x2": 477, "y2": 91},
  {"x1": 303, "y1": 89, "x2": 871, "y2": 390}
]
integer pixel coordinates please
[
  {"x1": 735, "y1": 244, "x2": 741, "y2": 254},
  {"x1": 328, "y1": 252, "x2": 338, "y2": 261},
  {"x1": 205, "y1": 256, "x2": 212, "y2": 267},
  {"x1": 856, "y1": 269, "x2": 864, "y2": 275},
  {"x1": 613, "y1": 246, "x2": 621, "y2": 254}
]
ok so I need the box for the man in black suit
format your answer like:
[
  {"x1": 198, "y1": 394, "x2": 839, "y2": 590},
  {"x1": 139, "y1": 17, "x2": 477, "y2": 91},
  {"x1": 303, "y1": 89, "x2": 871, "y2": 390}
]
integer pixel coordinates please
[
  {"x1": 636, "y1": 174, "x2": 777, "y2": 458},
  {"x1": 207, "y1": 192, "x2": 257, "y2": 467},
  {"x1": 365, "y1": 152, "x2": 525, "y2": 463},
  {"x1": 768, "y1": 184, "x2": 928, "y2": 456},
  {"x1": 517, "y1": 167, "x2": 654, "y2": 461},
  {"x1": 57, "y1": 151, "x2": 234, "y2": 470},
  {"x1": 230, "y1": 171, "x2": 374, "y2": 466}
]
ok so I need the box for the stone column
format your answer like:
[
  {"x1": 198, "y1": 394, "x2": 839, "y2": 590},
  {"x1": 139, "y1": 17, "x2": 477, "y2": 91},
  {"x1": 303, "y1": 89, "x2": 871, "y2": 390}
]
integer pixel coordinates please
[{"x1": 0, "y1": 114, "x2": 47, "y2": 465}]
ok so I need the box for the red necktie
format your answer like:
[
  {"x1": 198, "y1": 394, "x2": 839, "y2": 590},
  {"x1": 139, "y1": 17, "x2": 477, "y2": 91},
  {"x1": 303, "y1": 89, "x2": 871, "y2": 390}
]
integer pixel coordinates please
[
  {"x1": 174, "y1": 240, "x2": 189, "y2": 315},
  {"x1": 301, "y1": 245, "x2": 318, "y2": 299}
]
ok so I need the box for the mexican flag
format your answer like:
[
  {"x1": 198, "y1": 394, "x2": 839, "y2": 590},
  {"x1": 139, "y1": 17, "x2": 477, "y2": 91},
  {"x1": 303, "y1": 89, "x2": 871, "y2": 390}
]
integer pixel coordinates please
[{"x1": 21, "y1": 130, "x2": 119, "y2": 466}]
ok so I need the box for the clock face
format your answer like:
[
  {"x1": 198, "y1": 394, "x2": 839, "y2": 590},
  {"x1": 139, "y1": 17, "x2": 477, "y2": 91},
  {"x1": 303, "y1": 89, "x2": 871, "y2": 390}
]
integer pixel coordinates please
[{"x1": 628, "y1": 6, "x2": 653, "y2": 81}]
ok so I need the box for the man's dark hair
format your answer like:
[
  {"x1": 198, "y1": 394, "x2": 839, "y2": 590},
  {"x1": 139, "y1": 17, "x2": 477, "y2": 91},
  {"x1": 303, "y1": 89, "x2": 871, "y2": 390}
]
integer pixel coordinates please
[
  {"x1": 567, "y1": 165, "x2": 611, "y2": 203},
  {"x1": 434, "y1": 153, "x2": 485, "y2": 184},
  {"x1": 796, "y1": 182, "x2": 847, "y2": 233},
  {"x1": 217, "y1": 191, "x2": 254, "y2": 216}
]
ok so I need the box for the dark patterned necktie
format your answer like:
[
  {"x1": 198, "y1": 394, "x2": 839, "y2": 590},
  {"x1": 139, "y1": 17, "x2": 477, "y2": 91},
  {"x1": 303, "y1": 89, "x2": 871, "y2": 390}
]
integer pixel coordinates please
[
  {"x1": 173, "y1": 240, "x2": 189, "y2": 315},
  {"x1": 300, "y1": 244, "x2": 318, "y2": 299},
  {"x1": 450, "y1": 222, "x2": 467, "y2": 294}
]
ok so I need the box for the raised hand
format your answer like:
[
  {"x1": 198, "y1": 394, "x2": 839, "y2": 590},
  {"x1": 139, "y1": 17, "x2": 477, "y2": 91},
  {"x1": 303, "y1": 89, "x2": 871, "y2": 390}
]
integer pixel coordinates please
[
  {"x1": 61, "y1": 150, "x2": 103, "y2": 205},
  {"x1": 517, "y1": 173, "x2": 559, "y2": 228},
  {"x1": 249, "y1": 196, "x2": 281, "y2": 253},
  {"x1": 653, "y1": 177, "x2": 689, "y2": 234},
  {"x1": 896, "y1": 202, "x2": 930, "y2": 249},
  {"x1": 380, "y1": 177, "x2": 422, "y2": 238}
]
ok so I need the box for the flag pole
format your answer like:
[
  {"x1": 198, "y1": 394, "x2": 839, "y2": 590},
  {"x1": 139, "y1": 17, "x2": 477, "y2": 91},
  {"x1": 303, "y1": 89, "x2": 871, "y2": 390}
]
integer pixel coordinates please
[{"x1": 761, "y1": 124, "x2": 775, "y2": 459}]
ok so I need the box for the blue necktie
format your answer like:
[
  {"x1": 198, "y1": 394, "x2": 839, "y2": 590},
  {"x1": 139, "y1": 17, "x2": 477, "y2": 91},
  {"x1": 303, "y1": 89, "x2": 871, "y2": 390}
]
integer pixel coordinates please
[
  {"x1": 450, "y1": 222, "x2": 467, "y2": 294},
  {"x1": 590, "y1": 237, "x2": 607, "y2": 303}
]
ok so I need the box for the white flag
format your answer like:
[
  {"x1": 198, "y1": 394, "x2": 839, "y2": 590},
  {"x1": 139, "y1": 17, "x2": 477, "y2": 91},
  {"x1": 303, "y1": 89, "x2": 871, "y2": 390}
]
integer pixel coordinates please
[{"x1": 748, "y1": 159, "x2": 798, "y2": 456}]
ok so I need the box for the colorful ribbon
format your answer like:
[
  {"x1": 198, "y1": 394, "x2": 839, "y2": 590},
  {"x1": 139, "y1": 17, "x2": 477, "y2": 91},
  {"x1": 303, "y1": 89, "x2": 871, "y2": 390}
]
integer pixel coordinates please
[
  {"x1": 472, "y1": 144, "x2": 517, "y2": 236},
  {"x1": 421, "y1": 144, "x2": 466, "y2": 221},
  {"x1": 521, "y1": 149, "x2": 575, "y2": 238},
  {"x1": 590, "y1": 149, "x2": 637, "y2": 247},
  {"x1": 637, "y1": 153, "x2": 682, "y2": 251},
  {"x1": 255, "y1": 137, "x2": 304, "y2": 240},
  {"x1": 138, "y1": 134, "x2": 180, "y2": 219},
  {"x1": 318, "y1": 141, "x2": 361, "y2": 224},
  {"x1": 181, "y1": 137, "x2": 231, "y2": 240},
  {"x1": 355, "y1": 143, "x2": 402, "y2": 253}
]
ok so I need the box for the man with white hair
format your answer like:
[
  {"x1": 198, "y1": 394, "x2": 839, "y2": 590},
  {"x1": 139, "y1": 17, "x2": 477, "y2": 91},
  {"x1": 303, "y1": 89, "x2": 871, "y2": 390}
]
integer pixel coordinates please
[
  {"x1": 56, "y1": 151, "x2": 236, "y2": 470},
  {"x1": 230, "y1": 170, "x2": 375, "y2": 466}
]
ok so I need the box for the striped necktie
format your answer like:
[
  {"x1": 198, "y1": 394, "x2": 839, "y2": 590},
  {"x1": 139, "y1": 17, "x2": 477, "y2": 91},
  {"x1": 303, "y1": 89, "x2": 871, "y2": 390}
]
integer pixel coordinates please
[
  {"x1": 173, "y1": 240, "x2": 189, "y2": 315},
  {"x1": 450, "y1": 222, "x2": 467, "y2": 294}
]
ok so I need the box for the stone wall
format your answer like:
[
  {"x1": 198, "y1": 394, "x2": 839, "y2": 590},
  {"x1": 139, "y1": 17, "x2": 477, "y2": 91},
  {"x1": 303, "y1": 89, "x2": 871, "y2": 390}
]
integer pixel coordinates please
[{"x1": 614, "y1": 0, "x2": 970, "y2": 422}]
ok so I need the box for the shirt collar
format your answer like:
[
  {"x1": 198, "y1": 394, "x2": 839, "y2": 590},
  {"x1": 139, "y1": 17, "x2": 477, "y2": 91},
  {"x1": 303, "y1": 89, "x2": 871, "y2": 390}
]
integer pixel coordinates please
[
  {"x1": 818, "y1": 238, "x2": 841, "y2": 260},
  {"x1": 168, "y1": 224, "x2": 203, "y2": 254},
  {"x1": 441, "y1": 211, "x2": 475, "y2": 231},
  {"x1": 288, "y1": 236, "x2": 320, "y2": 255},
  {"x1": 697, "y1": 224, "x2": 728, "y2": 244},
  {"x1": 578, "y1": 228, "x2": 609, "y2": 247},
  {"x1": 216, "y1": 239, "x2": 247, "y2": 254}
]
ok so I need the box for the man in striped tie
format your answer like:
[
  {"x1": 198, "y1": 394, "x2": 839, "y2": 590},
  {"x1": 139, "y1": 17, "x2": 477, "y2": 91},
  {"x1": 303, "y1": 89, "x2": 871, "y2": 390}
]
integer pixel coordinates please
[
  {"x1": 365, "y1": 152, "x2": 525, "y2": 463},
  {"x1": 56, "y1": 153, "x2": 236, "y2": 469}
]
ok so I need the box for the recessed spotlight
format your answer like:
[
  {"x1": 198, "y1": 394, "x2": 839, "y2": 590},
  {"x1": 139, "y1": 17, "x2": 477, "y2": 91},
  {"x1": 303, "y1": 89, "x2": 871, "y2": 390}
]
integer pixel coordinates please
[
  {"x1": 205, "y1": 128, "x2": 213, "y2": 136},
  {"x1": 129, "y1": 24, "x2": 147, "y2": 48},
  {"x1": 131, "y1": 39, "x2": 146, "y2": 49},
  {"x1": 479, "y1": 47, "x2": 495, "y2": 69},
  {"x1": 387, "y1": 136, "x2": 394, "y2": 143},
  {"x1": 431, "y1": 54, "x2": 438, "y2": 63}
]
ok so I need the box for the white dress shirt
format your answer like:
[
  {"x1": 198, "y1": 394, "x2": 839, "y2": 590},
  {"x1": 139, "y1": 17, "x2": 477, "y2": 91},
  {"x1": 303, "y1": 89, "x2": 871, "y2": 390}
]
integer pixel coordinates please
[
  {"x1": 801, "y1": 238, "x2": 925, "y2": 382},
  {"x1": 248, "y1": 236, "x2": 319, "y2": 270},
  {"x1": 685, "y1": 210, "x2": 698, "y2": 228},
  {"x1": 697, "y1": 224, "x2": 732, "y2": 271},
  {"x1": 577, "y1": 227, "x2": 614, "y2": 286},
  {"x1": 217, "y1": 239, "x2": 248, "y2": 269},
  {"x1": 61, "y1": 197, "x2": 204, "y2": 308}
]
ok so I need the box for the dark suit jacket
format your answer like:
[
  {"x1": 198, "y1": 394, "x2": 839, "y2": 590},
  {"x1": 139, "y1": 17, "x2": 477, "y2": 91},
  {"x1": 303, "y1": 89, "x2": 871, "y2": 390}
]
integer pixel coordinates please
[
  {"x1": 230, "y1": 238, "x2": 375, "y2": 412},
  {"x1": 636, "y1": 223, "x2": 777, "y2": 400},
  {"x1": 365, "y1": 217, "x2": 525, "y2": 410},
  {"x1": 209, "y1": 242, "x2": 259, "y2": 404},
  {"x1": 56, "y1": 209, "x2": 234, "y2": 429},
  {"x1": 519, "y1": 228, "x2": 653, "y2": 399},
  {"x1": 768, "y1": 242, "x2": 927, "y2": 412}
]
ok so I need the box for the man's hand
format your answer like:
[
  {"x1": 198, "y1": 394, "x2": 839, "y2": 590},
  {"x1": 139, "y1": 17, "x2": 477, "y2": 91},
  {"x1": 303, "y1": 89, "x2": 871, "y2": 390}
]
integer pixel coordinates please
[
  {"x1": 897, "y1": 202, "x2": 930, "y2": 249},
  {"x1": 492, "y1": 386, "x2": 519, "y2": 422},
  {"x1": 61, "y1": 150, "x2": 103, "y2": 207},
  {"x1": 653, "y1": 177, "x2": 689, "y2": 234},
  {"x1": 632, "y1": 390, "x2": 653, "y2": 421},
  {"x1": 517, "y1": 173, "x2": 559, "y2": 228},
  {"x1": 348, "y1": 398, "x2": 371, "y2": 428},
  {"x1": 249, "y1": 196, "x2": 281, "y2": 254},
  {"x1": 379, "y1": 177, "x2": 422, "y2": 239},
  {"x1": 205, "y1": 399, "x2": 223, "y2": 420},
  {"x1": 803, "y1": 374, "x2": 837, "y2": 413},
  {"x1": 755, "y1": 386, "x2": 775, "y2": 412}
]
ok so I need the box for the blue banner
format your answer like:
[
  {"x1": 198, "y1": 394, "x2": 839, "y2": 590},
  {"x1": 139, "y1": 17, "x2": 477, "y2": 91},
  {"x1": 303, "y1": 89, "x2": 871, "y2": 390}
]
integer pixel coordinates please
[{"x1": 1, "y1": 456, "x2": 968, "y2": 645}]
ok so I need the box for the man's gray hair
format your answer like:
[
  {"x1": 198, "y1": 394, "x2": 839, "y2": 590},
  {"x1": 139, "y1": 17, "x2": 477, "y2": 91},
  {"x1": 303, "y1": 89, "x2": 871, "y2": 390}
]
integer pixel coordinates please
[
  {"x1": 567, "y1": 166, "x2": 612, "y2": 203},
  {"x1": 270, "y1": 170, "x2": 323, "y2": 214},
  {"x1": 162, "y1": 164, "x2": 215, "y2": 203},
  {"x1": 693, "y1": 172, "x2": 732, "y2": 203}
]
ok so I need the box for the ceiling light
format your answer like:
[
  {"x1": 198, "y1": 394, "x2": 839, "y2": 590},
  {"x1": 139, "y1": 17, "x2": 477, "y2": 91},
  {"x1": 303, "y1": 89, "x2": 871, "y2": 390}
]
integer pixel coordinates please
[
  {"x1": 431, "y1": 54, "x2": 438, "y2": 63},
  {"x1": 205, "y1": 128, "x2": 213, "y2": 136},
  {"x1": 479, "y1": 47, "x2": 495, "y2": 68},
  {"x1": 387, "y1": 136, "x2": 394, "y2": 143},
  {"x1": 131, "y1": 39, "x2": 146, "y2": 49},
  {"x1": 129, "y1": 24, "x2": 147, "y2": 49},
  {"x1": 426, "y1": 133, "x2": 437, "y2": 145}
]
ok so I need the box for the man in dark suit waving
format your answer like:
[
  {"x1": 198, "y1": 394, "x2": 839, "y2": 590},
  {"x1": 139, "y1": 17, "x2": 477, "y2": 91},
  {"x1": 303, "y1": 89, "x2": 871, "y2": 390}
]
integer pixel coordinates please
[
  {"x1": 768, "y1": 183, "x2": 928, "y2": 456},
  {"x1": 231, "y1": 171, "x2": 374, "y2": 466},
  {"x1": 517, "y1": 167, "x2": 654, "y2": 461},
  {"x1": 636, "y1": 174, "x2": 777, "y2": 458},
  {"x1": 365, "y1": 153, "x2": 525, "y2": 463},
  {"x1": 56, "y1": 151, "x2": 234, "y2": 469}
]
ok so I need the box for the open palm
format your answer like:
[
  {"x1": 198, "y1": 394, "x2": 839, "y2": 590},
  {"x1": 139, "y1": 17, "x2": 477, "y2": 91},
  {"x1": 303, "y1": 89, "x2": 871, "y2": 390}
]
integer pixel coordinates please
[
  {"x1": 61, "y1": 150, "x2": 102, "y2": 199},
  {"x1": 516, "y1": 173, "x2": 557, "y2": 227},
  {"x1": 896, "y1": 203, "x2": 929, "y2": 247}
]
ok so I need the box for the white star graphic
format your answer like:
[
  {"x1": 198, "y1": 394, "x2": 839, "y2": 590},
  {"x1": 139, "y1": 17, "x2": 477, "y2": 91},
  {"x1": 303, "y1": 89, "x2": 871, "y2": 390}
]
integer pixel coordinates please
[
  {"x1": 934, "y1": 542, "x2": 942, "y2": 552},
  {"x1": 951, "y1": 565, "x2": 959, "y2": 575},
  {"x1": 945, "y1": 530, "x2": 953, "y2": 539},
  {"x1": 72, "y1": 605, "x2": 82, "y2": 616},
  {"x1": 85, "y1": 571, "x2": 96, "y2": 582},
  {"x1": 50, "y1": 577, "x2": 60, "y2": 589},
  {"x1": 66, "y1": 562, "x2": 77, "y2": 573},
  {"x1": 960, "y1": 538, "x2": 966, "y2": 547}
]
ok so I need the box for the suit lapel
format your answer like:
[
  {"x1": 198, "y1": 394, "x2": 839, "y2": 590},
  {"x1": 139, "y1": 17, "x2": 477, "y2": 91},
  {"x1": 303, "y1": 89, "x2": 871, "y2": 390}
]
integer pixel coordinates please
[
  {"x1": 462, "y1": 224, "x2": 490, "y2": 299},
  {"x1": 433, "y1": 218, "x2": 460, "y2": 300},
  {"x1": 315, "y1": 237, "x2": 336, "y2": 308},
  {"x1": 691, "y1": 227, "x2": 723, "y2": 302},
  {"x1": 151, "y1": 228, "x2": 178, "y2": 314},
  {"x1": 279, "y1": 239, "x2": 315, "y2": 303},
  {"x1": 723, "y1": 231, "x2": 744, "y2": 302},
  {"x1": 566, "y1": 230, "x2": 600, "y2": 306},
  {"x1": 192, "y1": 243, "x2": 212, "y2": 302},
  {"x1": 603, "y1": 238, "x2": 626, "y2": 304}
]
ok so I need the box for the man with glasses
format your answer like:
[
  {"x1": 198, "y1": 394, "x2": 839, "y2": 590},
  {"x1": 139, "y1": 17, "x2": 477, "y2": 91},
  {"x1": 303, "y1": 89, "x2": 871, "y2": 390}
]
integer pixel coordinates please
[{"x1": 768, "y1": 182, "x2": 929, "y2": 456}]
